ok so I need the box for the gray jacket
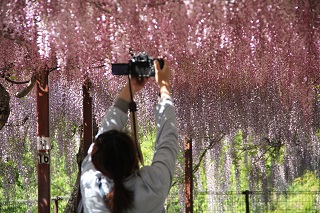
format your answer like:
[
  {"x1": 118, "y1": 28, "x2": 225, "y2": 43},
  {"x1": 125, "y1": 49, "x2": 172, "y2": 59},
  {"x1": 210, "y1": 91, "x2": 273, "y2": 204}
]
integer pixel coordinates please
[{"x1": 80, "y1": 97, "x2": 178, "y2": 213}]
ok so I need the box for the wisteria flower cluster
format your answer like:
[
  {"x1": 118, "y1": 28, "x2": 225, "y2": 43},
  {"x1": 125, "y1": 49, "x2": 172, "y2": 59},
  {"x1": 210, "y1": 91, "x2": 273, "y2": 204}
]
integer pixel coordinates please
[{"x1": 0, "y1": 0, "x2": 319, "y2": 199}]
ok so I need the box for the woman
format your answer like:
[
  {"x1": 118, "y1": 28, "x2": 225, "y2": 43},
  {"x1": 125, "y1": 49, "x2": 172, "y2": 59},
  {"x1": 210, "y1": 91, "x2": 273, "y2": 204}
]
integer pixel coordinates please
[{"x1": 80, "y1": 59, "x2": 178, "y2": 213}]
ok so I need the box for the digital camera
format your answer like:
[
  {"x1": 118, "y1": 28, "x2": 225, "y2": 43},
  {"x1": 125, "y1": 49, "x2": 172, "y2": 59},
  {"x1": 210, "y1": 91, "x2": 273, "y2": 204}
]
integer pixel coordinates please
[{"x1": 112, "y1": 52, "x2": 164, "y2": 77}]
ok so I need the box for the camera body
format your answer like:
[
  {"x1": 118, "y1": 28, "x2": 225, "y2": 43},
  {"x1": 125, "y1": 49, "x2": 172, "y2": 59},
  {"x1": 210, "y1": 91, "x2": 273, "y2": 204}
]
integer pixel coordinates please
[{"x1": 112, "y1": 52, "x2": 163, "y2": 77}]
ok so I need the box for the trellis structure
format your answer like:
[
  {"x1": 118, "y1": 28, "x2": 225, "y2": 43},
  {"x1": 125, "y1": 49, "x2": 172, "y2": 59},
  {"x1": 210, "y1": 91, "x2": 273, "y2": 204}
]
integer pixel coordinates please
[{"x1": 0, "y1": 0, "x2": 320, "y2": 212}]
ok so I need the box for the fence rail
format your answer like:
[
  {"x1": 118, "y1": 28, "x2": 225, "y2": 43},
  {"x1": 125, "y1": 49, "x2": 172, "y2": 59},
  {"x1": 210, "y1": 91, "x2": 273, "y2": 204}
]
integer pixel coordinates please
[
  {"x1": 0, "y1": 199, "x2": 37, "y2": 213},
  {"x1": 1, "y1": 191, "x2": 320, "y2": 212},
  {"x1": 165, "y1": 191, "x2": 320, "y2": 213}
]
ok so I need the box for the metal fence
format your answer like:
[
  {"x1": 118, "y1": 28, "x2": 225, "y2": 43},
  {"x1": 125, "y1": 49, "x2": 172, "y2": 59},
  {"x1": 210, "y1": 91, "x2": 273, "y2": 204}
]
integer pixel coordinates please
[
  {"x1": 165, "y1": 191, "x2": 320, "y2": 213},
  {"x1": 0, "y1": 199, "x2": 37, "y2": 213},
  {"x1": 1, "y1": 191, "x2": 320, "y2": 212},
  {"x1": 0, "y1": 196, "x2": 68, "y2": 213}
]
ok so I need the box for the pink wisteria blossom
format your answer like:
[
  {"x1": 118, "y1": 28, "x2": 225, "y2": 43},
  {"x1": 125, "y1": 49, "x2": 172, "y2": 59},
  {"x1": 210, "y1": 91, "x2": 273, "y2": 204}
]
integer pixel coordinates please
[{"x1": 0, "y1": 0, "x2": 319, "y2": 198}]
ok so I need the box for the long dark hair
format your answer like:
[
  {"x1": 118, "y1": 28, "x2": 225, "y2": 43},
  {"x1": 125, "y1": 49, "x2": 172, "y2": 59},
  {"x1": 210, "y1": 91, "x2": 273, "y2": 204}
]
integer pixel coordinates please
[{"x1": 91, "y1": 130, "x2": 138, "y2": 213}]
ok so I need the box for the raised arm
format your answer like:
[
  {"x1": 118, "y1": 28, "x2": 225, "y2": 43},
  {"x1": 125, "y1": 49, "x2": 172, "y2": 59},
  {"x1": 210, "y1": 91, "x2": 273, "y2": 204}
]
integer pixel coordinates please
[
  {"x1": 151, "y1": 60, "x2": 178, "y2": 191},
  {"x1": 95, "y1": 77, "x2": 148, "y2": 137}
]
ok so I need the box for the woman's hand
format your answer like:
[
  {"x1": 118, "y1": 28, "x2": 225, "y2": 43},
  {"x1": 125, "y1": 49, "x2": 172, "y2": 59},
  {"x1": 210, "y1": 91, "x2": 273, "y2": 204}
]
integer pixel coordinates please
[
  {"x1": 155, "y1": 59, "x2": 171, "y2": 99},
  {"x1": 118, "y1": 77, "x2": 148, "y2": 102},
  {"x1": 130, "y1": 77, "x2": 148, "y2": 94}
]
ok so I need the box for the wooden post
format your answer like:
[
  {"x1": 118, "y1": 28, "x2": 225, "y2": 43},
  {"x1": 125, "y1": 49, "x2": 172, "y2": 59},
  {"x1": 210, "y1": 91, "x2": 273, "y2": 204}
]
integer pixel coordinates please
[
  {"x1": 83, "y1": 78, "x2": 93, "y2": 155},
  {"x1": 185, "y1": 136, "x2": 193, "y2": 213},
  {"x1": 76, "y1": 78, "x2": 93, "y2": 212},
  {"x1": 52, "y1": 196, "x2": 61, "y2": 213},
  {"x1": 37, "y1": 68, "x2": 50, "y2": 213},
  {"x1": 242, "y1": 190, "x2": 252, "y2": 213}
]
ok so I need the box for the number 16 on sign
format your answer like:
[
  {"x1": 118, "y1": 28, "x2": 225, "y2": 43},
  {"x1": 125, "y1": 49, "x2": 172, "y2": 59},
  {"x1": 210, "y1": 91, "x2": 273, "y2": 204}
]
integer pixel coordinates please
[{"x1": 38, "y1": 152, "x2": 50, "y2": 164}]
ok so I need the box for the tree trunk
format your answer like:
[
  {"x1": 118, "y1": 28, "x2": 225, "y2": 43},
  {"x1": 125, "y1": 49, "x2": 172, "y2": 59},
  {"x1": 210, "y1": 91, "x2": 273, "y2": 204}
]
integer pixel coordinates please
[
  {"x1": 64, "y1": 127, "x2": 84, "y2": 213},
  {"x1": 0, "y1": 83, "x2": 10, "y2": 130}
]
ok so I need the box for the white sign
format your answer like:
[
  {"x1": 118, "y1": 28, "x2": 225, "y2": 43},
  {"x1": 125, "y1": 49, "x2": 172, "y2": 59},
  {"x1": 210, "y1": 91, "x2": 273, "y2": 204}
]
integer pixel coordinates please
[{"x1": 37, "y1": 136, "x2": 50, "y2": 150}]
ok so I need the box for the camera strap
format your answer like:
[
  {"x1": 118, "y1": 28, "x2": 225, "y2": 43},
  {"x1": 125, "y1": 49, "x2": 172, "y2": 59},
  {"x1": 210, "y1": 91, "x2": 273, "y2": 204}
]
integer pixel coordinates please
[{"x1": 128, "y1": 76, "x2": 144, "y2": 166}]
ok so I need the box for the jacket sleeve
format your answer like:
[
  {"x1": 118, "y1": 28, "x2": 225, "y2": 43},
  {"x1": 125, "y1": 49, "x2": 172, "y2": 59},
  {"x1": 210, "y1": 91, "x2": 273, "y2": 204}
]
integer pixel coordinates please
[
  {"x1": 95, "y1": 98, "x2": 129, "y2": 139},
  {"x1": 151, "y1": 96, "x2": 178, "y2": 193}
]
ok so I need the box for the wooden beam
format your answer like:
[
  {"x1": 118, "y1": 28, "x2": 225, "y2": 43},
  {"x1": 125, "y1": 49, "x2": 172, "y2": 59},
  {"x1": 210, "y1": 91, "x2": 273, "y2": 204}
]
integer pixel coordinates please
[
  {"x1": 185, "y1": 136, "x2": 193, "y2": 213},
  {"x1": 37, "y1": 68, "x2": 50, "y2": 213}
]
